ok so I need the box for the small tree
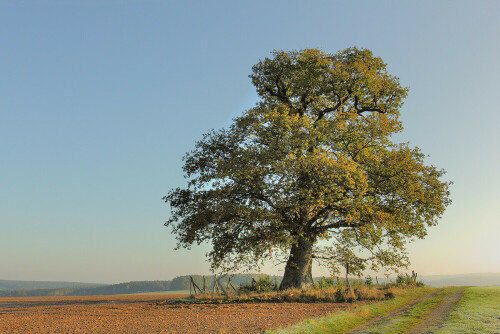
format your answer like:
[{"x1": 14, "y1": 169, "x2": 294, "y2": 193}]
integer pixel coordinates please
[{"x1": 164, "y1": 48, "x2": 451, "y2": 290}]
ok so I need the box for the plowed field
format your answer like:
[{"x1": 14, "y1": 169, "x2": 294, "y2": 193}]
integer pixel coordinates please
[{"x1": 0, "y1": 293, "x2": 362, "y2": 333}]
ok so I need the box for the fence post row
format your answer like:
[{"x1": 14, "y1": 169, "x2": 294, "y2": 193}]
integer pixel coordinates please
[
  {"x1": 190, "y1": 276, "x2": 202, "y2": 294},
  {"x1": 191, "y1": 274, "x2": 240, "y2": 298}
]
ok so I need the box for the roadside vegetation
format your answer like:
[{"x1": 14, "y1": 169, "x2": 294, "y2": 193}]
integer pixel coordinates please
[
  {"x1": 436, "y1": 286, "x2": 500, "y2": 333},
  {"x1": 267, "y1": 286, "x2": 436, "y2": 333},
  {"x1": 175, "y1": 273, "x2": 426, "y2": 305}
]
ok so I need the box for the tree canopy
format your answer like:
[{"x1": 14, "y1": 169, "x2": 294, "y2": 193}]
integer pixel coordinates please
[{"x1": 164, "y1": 47, "x2": 451, "y2": 289}]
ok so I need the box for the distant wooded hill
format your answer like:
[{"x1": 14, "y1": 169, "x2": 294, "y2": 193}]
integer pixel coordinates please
[{"x1": 0, "y1": 274, "x2": 278, "y2": 297}]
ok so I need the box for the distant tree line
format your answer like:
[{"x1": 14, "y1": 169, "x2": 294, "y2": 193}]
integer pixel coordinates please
[{"x1": 0, "y1": 274, "x2": 279, "y2": 297}]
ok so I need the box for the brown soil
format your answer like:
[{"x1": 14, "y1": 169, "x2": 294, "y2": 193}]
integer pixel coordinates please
[{"x1": 0, "y1": 293, "x2": 362, "y2": 333}]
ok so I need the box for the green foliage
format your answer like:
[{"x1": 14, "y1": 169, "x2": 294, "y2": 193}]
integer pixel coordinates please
[
  {"x1": 164, "y1": 47, "x2": 451, "y2": 281},
  {"x1": 239, "y1": 275, "x2": 278, "y2": 293},
  {"x1": 315, "y1": 277, "x2": 339, "y2": 289},
  {"x1": 396, "y1": 273, "x2": 413, "y2": 285},
  {"x1": 394, "y1": 273, "x2": 424, "y2": 287},
  {"x1": 365, "y1": 276, "x2": 373, "y2": 287}
]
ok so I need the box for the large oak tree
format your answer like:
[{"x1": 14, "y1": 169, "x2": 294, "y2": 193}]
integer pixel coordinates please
[{"x1": 164, "y1": 48, "x2": 451, "y2": 289}]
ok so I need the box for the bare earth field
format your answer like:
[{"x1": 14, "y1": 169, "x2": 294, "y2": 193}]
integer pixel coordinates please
[{"x1": 0, "y1": 293, "x2": 361, "y2": 333}]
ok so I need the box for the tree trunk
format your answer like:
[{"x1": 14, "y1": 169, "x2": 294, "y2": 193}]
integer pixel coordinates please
[{"x1": 280, "y1": 236, "x2": 314, "y2": 290}]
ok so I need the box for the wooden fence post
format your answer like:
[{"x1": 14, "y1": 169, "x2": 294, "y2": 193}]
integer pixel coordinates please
[
  {"x1": 216, "y1": 277, "x2": 228, "y2": 298},
  {"x1": 228, "y1": 280, "x2": 238, "y2": 293},
  {"x1": 212, "y1": 274, "x2": 217, "y2": 298},
  {"x1": 190, "y1": 276, "x2": 202, "y2": 294}
]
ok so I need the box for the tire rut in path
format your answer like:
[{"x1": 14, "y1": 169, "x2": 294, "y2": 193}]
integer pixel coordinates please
[
  {"x1": 347, "y1": 288, "x2": 465, "y2": 334},
  {"x1": 408, "y1": 288, "x2": 465, "y2": 334},
  {"x1": 346, "y1": 290, "x2": 442, "y2": 334}
]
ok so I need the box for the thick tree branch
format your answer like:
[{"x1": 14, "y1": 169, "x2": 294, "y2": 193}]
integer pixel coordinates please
[
  {"x1": 354, "y1": 95, "x2": 384, "y2": 114},
  {"x1": 264, "y1": 86, "x2": 291, "y2": 108},
  {"x1": 315, "y1": 94, "x2": 350, "y2": 121}
]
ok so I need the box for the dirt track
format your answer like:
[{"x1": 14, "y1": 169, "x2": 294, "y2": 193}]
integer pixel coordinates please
[
  {"x1": 0, "y1": 293, "x2": 360, "y2": 333},
  {"x1": 349, "y1": 288, "x2": 466, "y2": 334},
  {"x1": 408, "y1": 288, "x2": 465, "y2": 334}
]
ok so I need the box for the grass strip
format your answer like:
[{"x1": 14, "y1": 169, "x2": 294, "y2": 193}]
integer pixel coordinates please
[
  {"x1": 267, "y1": 287, "x2": 435, "y2": 334},
  {"x1": 171, "y1": 285, "x2": 404, "y2": 305},
  {"x1": 354, "y1": 287, "x2": 459, "y2": 334},
  {"x1": 436, "y1": 286, "x2": 500, "y2": 334}
]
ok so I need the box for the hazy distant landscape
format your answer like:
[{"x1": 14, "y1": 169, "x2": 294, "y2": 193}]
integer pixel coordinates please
[
  {"x1": 1, "y1": 272, "x2": 498, "y2": 297},
  {"x1": 420, "y1": 273, "x2": 500, "y2": 287},
  {"x1": 0, "y1": 280, "x2": 103, "y2": 291},
  {"x1": 0, "y1": 274, "x2": 275, "y2": 297}
]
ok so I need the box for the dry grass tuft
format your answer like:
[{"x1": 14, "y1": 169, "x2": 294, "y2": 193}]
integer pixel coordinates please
[{"x1": 188, "y1": 285, "x2": 413, "y2": 304}]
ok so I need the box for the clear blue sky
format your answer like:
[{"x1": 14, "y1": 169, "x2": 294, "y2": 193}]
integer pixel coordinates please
[{"x1": 1, "y1": 0, "x2": 498, "y2": 283}]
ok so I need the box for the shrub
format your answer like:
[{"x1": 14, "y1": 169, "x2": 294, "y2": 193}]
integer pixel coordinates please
[
  {"x1": 239, "y1": 275, "x2": 277, "y2": 293},
  {"x1": 395, "y1": 273, "x2": 425, "y2": 287}
]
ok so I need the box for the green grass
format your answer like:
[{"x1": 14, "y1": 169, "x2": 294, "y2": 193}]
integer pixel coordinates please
[
  {"x1": 354, "y1": 287, "x2": 458, "y2": 334},
  {"x1": 267, "y1": 287, "x2": 436, "y2": 334},
  {"x1": 436, "y1": 286, "x2": 500, "y2": 334}
]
